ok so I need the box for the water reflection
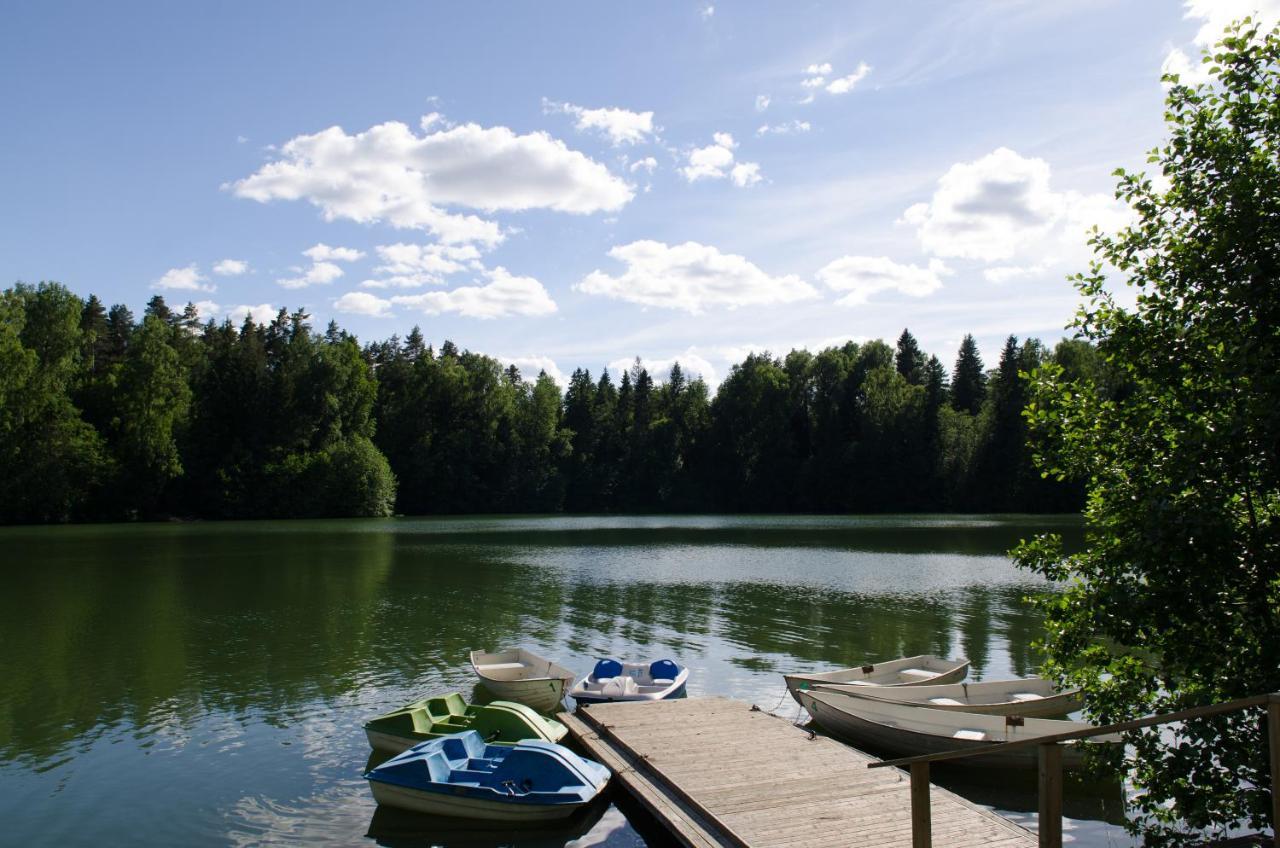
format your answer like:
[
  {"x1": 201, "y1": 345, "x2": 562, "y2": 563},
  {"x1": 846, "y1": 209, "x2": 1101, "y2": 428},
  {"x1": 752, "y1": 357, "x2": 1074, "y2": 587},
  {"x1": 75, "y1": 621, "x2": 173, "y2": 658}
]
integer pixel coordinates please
[{"x1": 0, "y1": 515, "x2": 1089, "y2": 846}]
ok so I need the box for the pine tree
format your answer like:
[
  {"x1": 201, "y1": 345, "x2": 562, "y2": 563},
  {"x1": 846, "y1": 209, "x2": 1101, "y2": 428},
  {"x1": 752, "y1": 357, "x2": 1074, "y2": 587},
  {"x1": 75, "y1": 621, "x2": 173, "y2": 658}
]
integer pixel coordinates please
[
  {"x1": 950, "y1": 334, "x2": 986, "y2": 414},
  {"x1": 895, "y1": 329, "x2": 926, "y2": 385}
]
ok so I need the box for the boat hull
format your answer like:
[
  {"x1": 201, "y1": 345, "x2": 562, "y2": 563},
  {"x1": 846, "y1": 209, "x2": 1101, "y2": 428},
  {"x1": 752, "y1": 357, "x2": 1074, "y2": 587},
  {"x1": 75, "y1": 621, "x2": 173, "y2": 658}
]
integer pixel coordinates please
[
  {"x1": 573, "y1": 680, "x2": 687, "y2": 703},
  {"x1": 799, "y1": 690, "x2": 1099, "y2": 769},
  {"x1": 813, "y1": 680, "x2": 1083, "y2": 718},
  {"x1": 369, "y1": 781, "x2": 592, "y2": 822},
  {"x1": 785, "y1": 656, "x2": 970, "y2": 704},
  {"x1": 477, "y1": 678, "x2": 568, "y2": 713}
]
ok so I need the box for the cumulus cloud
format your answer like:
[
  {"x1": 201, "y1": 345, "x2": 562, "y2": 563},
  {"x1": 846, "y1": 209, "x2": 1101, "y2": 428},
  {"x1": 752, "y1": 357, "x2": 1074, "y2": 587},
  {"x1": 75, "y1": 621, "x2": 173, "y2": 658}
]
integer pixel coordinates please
[
  {"x1": 757, "y1": 120, "x2": 811, "y2": 136},
  {"x1": 826, "y1": 62, "x2": 872, "y2": 94},
  {"x1": 278, "y1": 261, "x2": 344, "y2": 289},
  {"x1": 153, "y1": 264, "x2": 215, "y2": 292},
  {"x1": 227, "y1": 303, "x2": 278, "y2": 325},
  {"x1": 212, "y1": 259, "x2": 249, "y2": 276},
  {"x1": 900, "y1": 147, "x2": 1128, "y2": 262},
  {"x1": 806, "y1": 62, "x2": 833, "y2": 75},
  {"x1": 1163, "y1": 0, "x2": 1280, "y2": 85},
  {"x1": 755, "y1": 94, "x2": 771, "y2": 112},
  {"x1": 576, "y1": 240, "x2": 817, "y2": 313},
  {"x1": 191, "y1": 300, "x2": 221, "y2": 320},
  {"x1": 680, "y1": 133, "x2": 762, "y2": 186},
  {"x1": 629, "y1": 156, "x2": 658, "y2": 174},
  {"x1": 363, "y1": 242, "x2": 480, "y2": 288},
  {"x1": 493, "y1": 355, "x2": 569, "y2": 387},
  {"x1": 303, "y1": 243, "x2": 364, "y2": 262},
  {"x1": 231, "y1": 118, "x2": 633, "y2": 246},
  {"x1": 608, "y1": 349, "x2": 720, "y2": 387},
  {"x1": 389, "y1": 267, "x2": 557, "y2": 319},
  {"x1": 333, "y1": 291, "x2": 393, "y2": 317},
  {"x1": 542, "y1": 99, "x2": 656, "y2": 146},
  {"x1": 817, "y1": 256, "x2": 951, "y2": 306}
]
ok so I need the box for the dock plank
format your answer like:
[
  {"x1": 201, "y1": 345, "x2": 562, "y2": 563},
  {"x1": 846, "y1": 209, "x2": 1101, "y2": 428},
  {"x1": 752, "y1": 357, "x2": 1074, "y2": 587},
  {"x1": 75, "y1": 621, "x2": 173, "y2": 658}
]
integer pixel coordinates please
[{"x1": 559, "y1": 697, "x2": 1036, "y2": 848}]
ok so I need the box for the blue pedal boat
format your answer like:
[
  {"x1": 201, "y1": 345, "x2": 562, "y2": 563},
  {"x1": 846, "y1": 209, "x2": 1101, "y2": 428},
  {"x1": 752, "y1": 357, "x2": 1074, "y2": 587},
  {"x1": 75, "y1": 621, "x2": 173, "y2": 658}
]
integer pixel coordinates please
[
  {"x1": 570, "y1": 658, "x2": 689, "y2": 702},
  {"x1": 364, "y1": 730, "x2": 610, "y2": 821}
]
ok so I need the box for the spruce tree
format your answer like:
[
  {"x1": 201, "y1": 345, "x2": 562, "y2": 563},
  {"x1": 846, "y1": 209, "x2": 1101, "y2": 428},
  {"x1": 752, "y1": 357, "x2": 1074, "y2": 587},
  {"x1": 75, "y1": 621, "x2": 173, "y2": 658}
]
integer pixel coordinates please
[{"x1": 950, "y1": 334, "x2": 986, "y2": 414}]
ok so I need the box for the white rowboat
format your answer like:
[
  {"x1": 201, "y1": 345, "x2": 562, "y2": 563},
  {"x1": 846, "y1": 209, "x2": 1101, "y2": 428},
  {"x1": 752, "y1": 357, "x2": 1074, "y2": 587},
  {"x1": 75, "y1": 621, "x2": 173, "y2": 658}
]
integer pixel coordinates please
[
  {"x1": 470, "y1": 647, "x2": 575, "y2": 713},
  {"x1": 799, "y1": 687, "x2": 1117, "y2": 769},
  {"x1": 812, "y1": 676, "x2": 1082, "y2": 717},
  {"x1": 784, "y1": 654, "x2": 970, "y2": 704}
]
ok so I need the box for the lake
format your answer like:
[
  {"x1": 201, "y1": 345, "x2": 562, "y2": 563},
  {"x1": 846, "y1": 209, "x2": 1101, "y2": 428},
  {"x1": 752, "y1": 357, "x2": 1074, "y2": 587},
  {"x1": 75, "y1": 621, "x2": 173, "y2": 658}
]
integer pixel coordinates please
[{"x1": 0, "y1": 514, "x2": 1132, "y2": 846}]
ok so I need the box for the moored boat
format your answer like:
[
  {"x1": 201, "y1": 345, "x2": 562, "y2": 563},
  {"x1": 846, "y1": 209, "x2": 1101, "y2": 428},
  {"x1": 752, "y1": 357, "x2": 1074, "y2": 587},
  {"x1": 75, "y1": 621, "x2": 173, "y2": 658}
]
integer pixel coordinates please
[
  {"x1": 365, "y1": 730, "x2": 610, "y2": 821},
  {"x1": 812, "y1": 676, "x2": 1082, "y2": 717},
  {"x1": 798, "y1": 687, "x2": 1116, "y2": 769},
  {"x1": 364, "y1": 692, "x2": 569, "y2": 754},
  {"x1": 470, "y1": 647, "x2": 576, "y2": 713},
  {"x1": 784, "y1": 654, "x2": 970, "y2": 703},
  {"x1": 570, "y1": 658, "x2": 689, "y2": 703}
]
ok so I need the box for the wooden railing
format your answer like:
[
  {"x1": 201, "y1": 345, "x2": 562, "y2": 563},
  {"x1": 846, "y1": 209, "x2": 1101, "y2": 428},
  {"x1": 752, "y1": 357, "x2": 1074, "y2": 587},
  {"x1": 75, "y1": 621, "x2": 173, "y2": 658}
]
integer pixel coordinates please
[{"x1": 865, "y1": 692, "x2": 1280, "y2": 848}]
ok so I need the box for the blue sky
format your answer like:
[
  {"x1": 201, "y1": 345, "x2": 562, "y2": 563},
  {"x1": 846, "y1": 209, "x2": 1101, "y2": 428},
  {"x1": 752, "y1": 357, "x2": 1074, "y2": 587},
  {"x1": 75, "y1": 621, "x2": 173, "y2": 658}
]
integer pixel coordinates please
[{"x1": 1, "y1": 1, "x2": 1268, "y2": 386}]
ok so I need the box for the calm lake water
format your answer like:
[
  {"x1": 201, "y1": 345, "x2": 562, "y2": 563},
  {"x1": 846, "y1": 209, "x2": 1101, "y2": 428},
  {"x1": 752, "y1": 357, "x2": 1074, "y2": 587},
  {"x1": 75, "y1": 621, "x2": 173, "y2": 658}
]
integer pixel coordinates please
[{"x1": 0, "y1": 515, "x2": 1133, "y2": 846}]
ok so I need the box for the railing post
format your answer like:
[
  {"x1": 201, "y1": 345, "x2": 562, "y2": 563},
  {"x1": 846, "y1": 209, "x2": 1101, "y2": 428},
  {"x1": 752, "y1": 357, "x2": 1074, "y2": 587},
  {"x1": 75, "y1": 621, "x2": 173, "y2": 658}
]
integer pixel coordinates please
[
  {"x1": 1038, "y1": 742, "x2": 1063, "y2": 848},
  {"x1": 910, "y1": 761, "x2": 932, "y2": 848},
  {"x1": 1269, "y1": 698, "x2": 1280, "y2": 848}
]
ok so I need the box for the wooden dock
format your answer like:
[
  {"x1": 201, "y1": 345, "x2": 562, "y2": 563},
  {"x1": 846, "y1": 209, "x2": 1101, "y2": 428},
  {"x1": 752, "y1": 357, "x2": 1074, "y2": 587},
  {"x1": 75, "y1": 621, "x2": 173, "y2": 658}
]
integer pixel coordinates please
[{"x1": 558, "y1": 697, "x2": 1036, "y2": 848}]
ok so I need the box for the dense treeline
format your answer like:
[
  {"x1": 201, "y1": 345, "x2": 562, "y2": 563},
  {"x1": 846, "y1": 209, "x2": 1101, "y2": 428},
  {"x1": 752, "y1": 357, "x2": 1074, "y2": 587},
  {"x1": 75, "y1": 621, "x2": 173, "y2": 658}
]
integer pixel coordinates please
[{"x1": 0, "y1": 281, "x2": 1102, "y2": 523}]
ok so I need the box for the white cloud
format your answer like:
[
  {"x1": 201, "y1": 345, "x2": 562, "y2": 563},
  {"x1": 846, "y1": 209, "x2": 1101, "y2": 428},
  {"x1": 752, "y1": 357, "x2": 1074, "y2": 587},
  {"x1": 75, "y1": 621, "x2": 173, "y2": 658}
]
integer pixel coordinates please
[
  {"x1": 1164, "y1": 1, "x2": 1280, "y2": 84},
  {"x1": 303, "y1": 243, "x2": 364, "y2": 262},
  {"x1": 371, "y1": 242, "x2": 478, "y2": 282},
  {"x1": 390, "y1": 267, "x2": 557, "y2": 319},
  {"x1": 730, "y1": 162, "x2": 762, "y2": 187},
  {"x1": 826, "y1": 62, "x2": 872, "y2": 94},
  {"x1": 806, "y1": 63, "x2": 833, "y2": 75},
  {"x1": 153, "y1": 264, "x2": 215, "y2": 292},
  {"x1": 226, "y1": 303, "x2": 278, "y2": 325},
  {"x1": 757, "y1": 120, "x2": 811, "y2": 136},
  {"x1": 801, "y1": 75, "x2": 827, "y2": 89},
  {"x1": 901, "y1": 147, "x2": 1127, "y2": 262},
  {"x1": 701, "y1": 4, "x2": 715, "y2": 19},
  {"x1": 494, "y1": 355, "x2": 569, "y2": 387},
  {"x1": 608, "y1": 349, "x2": 719, "y2": 387},
  {"x1": 212, "y1": 258, "x2": 250, "y2": 276},
  {"x1": 542, "y1": 99, "x2": 656, "y2": 146},
  {"x1": 333, "y1": 291, "x2": 393, "y2": 317},
  {"x1": 576, "y1": 240, "x2": 818, "y2": 313},
  {"x1": 755, "y1": 94, "x2": 771, "y2": 112},
  {"x1": 629, "y1": 156, "x2": 658, "y2": 174},
  {"x1": 817, "y1": 256, "x2": 951, "y2": 306},
  {"x1": 278, "y1": 261, "x2": 344, "y2": 289},
  {"x1": 680, "y1": 133, "x2": 761, "y2": 186},
  {"x1": 231, "y1": 118, "x2": 633, "y2": 246},
  {"x1": 192, "y1": 300, "x2": 221, "y2": 320}
]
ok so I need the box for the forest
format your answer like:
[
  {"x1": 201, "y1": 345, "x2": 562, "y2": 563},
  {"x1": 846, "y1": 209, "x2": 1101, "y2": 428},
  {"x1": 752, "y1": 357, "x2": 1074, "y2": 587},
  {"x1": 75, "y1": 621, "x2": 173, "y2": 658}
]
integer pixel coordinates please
[{"x1": 0, "y1": 281, "x2": 1104, "y2": 523}]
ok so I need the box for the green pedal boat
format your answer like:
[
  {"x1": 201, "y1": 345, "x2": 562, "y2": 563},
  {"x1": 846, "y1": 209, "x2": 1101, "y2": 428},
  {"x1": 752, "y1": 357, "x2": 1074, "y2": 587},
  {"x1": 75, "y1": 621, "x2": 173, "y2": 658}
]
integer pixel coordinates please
[{"x1": 364, "y1": 692, "x2": 569, "y2": 754}]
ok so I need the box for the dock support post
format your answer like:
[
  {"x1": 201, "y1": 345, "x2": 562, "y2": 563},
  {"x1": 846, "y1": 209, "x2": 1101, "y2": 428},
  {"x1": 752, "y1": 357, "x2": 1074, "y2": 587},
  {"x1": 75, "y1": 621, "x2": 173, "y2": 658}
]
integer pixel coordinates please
[
  {"x1": 1038, "y1": 742, "x2": 1063, "y2": 848},
  {"x1": 1269, "y1": 699, "x2": 1280, "y2": 848},
  {"x1": 910, "y1": 761, "x2": 932, "y2": 848}
]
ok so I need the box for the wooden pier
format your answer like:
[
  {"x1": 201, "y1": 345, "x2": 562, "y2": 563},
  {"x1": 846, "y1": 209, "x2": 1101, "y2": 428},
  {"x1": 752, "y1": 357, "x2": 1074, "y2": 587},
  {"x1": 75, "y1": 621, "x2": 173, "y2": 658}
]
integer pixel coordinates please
[{"x1": 558, "y1": 697, "x2": 1036, "y2": 848}]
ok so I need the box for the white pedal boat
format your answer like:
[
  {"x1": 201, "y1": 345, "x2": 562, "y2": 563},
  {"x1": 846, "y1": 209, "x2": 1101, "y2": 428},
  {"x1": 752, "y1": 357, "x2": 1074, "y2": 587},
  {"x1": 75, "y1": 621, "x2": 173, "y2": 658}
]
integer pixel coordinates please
[
  {"x1": 813, "y1": 676, "x2": 1082, "y2": 717},
  {"x1": 470, "y1": 647, "x2": 575, "y2": 713},
  {"x1": 784, "y1": 654, "x2": 970, "y2": 704},
  {"x1": 570, "y1": 658, "x2": 689, "y2": 703}
]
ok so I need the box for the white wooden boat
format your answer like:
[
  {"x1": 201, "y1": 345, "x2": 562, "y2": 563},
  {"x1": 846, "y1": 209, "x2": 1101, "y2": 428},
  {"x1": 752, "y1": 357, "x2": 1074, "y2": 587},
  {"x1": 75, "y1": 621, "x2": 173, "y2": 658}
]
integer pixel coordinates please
[
  {"x1": 798, "y1": 687, "x2": 1117, "y2": 769},
  {"x1": 784, "y1": 654, "x2": 970, "y2": 704},
  {"x1": 469, "y1": 647, "x2": 575, "y2": 713},
  {"x1": 812, "y1": 677, "x2": 1082, "y2": 718},
  {"x1": 570, "y1": 658, "x2": 689, "y2": 703}
]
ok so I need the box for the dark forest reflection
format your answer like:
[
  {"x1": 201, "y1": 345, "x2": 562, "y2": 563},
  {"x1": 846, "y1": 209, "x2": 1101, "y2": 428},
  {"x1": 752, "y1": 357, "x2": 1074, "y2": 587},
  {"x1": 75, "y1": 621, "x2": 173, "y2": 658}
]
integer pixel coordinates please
[{"x1": 0, "y1": 515, "x2": 1102, "y2": 847}]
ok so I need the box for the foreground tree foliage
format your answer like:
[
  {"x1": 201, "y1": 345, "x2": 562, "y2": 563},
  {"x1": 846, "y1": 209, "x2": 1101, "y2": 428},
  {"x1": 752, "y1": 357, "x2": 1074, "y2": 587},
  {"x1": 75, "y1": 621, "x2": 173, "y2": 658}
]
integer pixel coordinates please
[
  {"x1": 1015, "y1": 21, "x2": 1280, "y2": 845},
  {"x1": 0, "y1": 280, "x2": 1095, "y2": 522}
]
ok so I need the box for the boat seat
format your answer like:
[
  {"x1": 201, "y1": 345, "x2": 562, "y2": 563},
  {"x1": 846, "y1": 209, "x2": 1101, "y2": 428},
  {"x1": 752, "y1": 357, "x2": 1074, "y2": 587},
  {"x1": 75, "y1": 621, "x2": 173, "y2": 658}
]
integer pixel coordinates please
[
  {"x1": 1010, "y1": 692, "x2": 1044, "y2": 701},
  {"x1": 477, "y1": 662, "x2": 525, "y2": 672},
  {"x1": 651, "y1": 678, "x2": 674, "y2": 686},
  {"x1": 897, "y1": 668, "x2": 937, "y2": 682},
  {"x1": 952, "y1": 729, "x2": 987, "y2": 741},
  {"x1": 593, "y1": 658, "x2": 623, "y2": 680},
  {"x1": 649, "y1": 659, "x2": 680, "y2": 681},
  {"x1": 927, "y1": 697, "x2": 965, "y2": 706},
  {"x1": 846, "y1": 680, "x2": 875, "y2": 686}
]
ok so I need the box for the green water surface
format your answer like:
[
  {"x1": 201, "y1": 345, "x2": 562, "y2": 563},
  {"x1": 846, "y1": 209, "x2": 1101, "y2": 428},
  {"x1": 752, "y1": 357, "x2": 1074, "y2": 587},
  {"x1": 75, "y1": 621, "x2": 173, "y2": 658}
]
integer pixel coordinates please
[{"x1": 0, "y1": 515, "x2": 1131, "y2": 846}]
